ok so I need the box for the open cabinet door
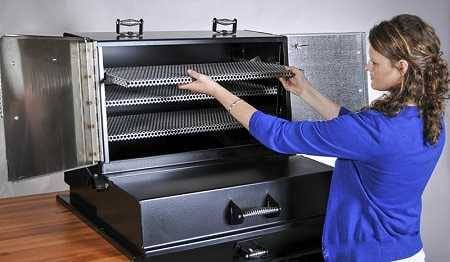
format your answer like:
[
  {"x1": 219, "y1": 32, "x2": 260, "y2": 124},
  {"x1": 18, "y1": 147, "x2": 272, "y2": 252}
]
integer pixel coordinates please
[
  {"x1": 285, "y1": 33, "x2": 369, "y2": 121},
  {"x1": 0, "y1": 35, "x2": 101, "y2": 181}
]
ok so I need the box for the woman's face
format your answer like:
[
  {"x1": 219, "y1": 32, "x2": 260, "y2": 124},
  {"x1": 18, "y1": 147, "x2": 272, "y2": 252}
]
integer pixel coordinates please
[{"x1": 366, "y1": 45, "x2": 403, "y2": 91}]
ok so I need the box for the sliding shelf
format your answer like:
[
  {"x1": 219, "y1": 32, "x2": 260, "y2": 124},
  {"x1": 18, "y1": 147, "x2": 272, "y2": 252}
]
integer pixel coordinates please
[
  {"x1": 107, "y1": 108, "x2": 242, "y2": 142},
  {"x1": 105, "y1": 81, "x2": 278, "y2": 107},
  {"x1": 105, "y1": 61, "x2": 292, "y2": 88}
]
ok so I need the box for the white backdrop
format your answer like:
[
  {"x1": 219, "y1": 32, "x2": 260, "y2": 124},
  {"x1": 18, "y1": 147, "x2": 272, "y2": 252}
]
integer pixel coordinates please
[{"x1": 0, "y1": 0, "x2": 449, "y2": 260}]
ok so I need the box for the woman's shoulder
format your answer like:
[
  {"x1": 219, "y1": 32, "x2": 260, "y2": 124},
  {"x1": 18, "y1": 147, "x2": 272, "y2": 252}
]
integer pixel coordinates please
[
  {"x1": 353, "y1": 106, "x2": 420, "y2": 121},
  {"x1": 338, "y1": 106, "x2": 422, "y2": 139},
  {"x1": 337, "y1": 107, "x2": 386, "y2": 125}
]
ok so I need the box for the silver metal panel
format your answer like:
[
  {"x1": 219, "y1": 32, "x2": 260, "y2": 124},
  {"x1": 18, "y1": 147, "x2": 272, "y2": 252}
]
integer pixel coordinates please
[
  {"x1": 79, "y1": 40, "x2": 101, "y2": 164},
  {"x1": 105, "y1": 61, "x2": 292, "y2": 88},
  {"x1": 0, "y1": 67, "x2": 3, "y2": 118},
  {"x1": 0, "y1": 73, "x2": 3, "y2": 118},
  {"x1": 97, "y1": 47, "x2": 110, "y2": 163},
  {"x1": 286, "y1": 33, "x2": 368, "y2": 120},
  {"x1": 92, "y1": 42, "x2": 105, "y2": 163},
  {"x1": 0, "y1": 35, "x2": 100, "y2": 181}
]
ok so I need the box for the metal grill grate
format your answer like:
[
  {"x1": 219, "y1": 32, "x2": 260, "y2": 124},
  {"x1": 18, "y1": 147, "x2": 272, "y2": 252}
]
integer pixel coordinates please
[
  {"x1": 105, "y1": 81, "x2": 278, "y2": 107},
  {"x1": 105, "y1": 61, "x2": 292, "y2": 88},
  {"x1": 108, "y1": 108, "x2": 242, "y2": 141}
]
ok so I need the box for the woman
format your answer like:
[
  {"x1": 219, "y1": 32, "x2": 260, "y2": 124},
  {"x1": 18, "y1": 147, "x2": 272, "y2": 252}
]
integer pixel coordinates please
[{"x1": 179, "y1": 14, "x2": 449, "y2": 262}]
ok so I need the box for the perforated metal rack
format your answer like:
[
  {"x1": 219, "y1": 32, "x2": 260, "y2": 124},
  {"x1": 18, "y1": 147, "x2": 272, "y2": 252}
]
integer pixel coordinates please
[
  {"x1": 108, "y1": 108, "x2": 242, "y2": 141},
  {"x1": 105, "y1": 81, "x2": 278, "y2": 107},
  {"x1": 105, "y1": 61, "x2": 292, "y2": 88}
]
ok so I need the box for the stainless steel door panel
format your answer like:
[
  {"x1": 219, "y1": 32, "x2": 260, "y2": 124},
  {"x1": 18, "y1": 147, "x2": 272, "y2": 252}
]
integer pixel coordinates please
[
  {"x1": 286, "y1": 33, "x2": 368, "y2": 120},
  {"x1": 0, "y1": 35, "x2": 100, "y2": 180}
]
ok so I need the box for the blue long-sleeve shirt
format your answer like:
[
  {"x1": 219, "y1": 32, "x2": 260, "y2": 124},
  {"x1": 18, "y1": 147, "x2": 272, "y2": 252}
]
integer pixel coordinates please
[{"x1": 249, "y1": 106, "x2": 445, "y2": 262}]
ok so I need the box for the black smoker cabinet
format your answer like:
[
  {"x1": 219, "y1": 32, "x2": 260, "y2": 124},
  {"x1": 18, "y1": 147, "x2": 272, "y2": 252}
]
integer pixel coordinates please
[{"x1": 0, "y1": 20, "x2": 367, "y2": 261}]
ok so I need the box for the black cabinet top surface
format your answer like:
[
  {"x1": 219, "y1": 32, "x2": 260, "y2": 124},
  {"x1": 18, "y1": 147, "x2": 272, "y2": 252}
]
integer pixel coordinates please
[
  {"x1": 110, "y1": 155, "x2": 333, "y2": 200},
  {"x1": 66, "y1": 30, "x2": 284, "y2": 44}
]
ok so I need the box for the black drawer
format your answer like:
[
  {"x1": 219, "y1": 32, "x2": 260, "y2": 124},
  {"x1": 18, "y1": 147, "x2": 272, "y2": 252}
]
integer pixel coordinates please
[{"x1": 146, "y1": 220, "x2": 325, "y2": 262}]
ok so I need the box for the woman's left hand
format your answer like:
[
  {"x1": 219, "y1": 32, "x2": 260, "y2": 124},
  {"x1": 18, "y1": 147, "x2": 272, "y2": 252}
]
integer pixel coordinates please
[{"x1": 178, "y1": 69, "x2": 220, "y2": 96}]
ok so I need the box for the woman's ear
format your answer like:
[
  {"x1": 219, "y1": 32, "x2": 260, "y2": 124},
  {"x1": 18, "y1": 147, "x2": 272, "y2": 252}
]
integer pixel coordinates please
[{"x1": 396, "y1": 60, "x2": 409, "y2": 76}]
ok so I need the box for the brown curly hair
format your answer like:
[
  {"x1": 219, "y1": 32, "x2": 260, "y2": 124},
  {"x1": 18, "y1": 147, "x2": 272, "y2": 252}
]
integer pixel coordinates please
[{"x1": 368, "y1": 14, "x2": 449, "y2": 145}]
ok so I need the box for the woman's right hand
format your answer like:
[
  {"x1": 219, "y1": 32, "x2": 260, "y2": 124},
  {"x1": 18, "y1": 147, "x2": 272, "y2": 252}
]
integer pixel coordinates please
[
  {"x1": 278, "y1": 66, "x2": 312, "y2": 96},
  {"x1": 178, "y1": 69, "x2": 221, "y2": 96}
]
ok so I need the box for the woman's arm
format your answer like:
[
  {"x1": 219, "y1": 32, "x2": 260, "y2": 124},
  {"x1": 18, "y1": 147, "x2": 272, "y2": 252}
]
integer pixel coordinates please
[
  {"x1": 178, "y1": 69, "x2": 379, "y2": 160},
  {"x1": 280, "y1": 67, "x2": 340, "y2": 120},
  {"x1": 179, "y1": 67, "x2": 341, "y2": 124}
]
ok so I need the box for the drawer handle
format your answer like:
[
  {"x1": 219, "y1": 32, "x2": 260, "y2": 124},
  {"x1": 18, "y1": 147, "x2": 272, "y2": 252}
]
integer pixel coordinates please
[
  {"x1": 227, "y1": 194, "x2": 281, "y2": 225},
  {"x1": 237, "y1": 241, "x2": 270, "y2": 260},
  {"x1": 242, "y1": 247, "x2": 269, "y2": 259}
]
